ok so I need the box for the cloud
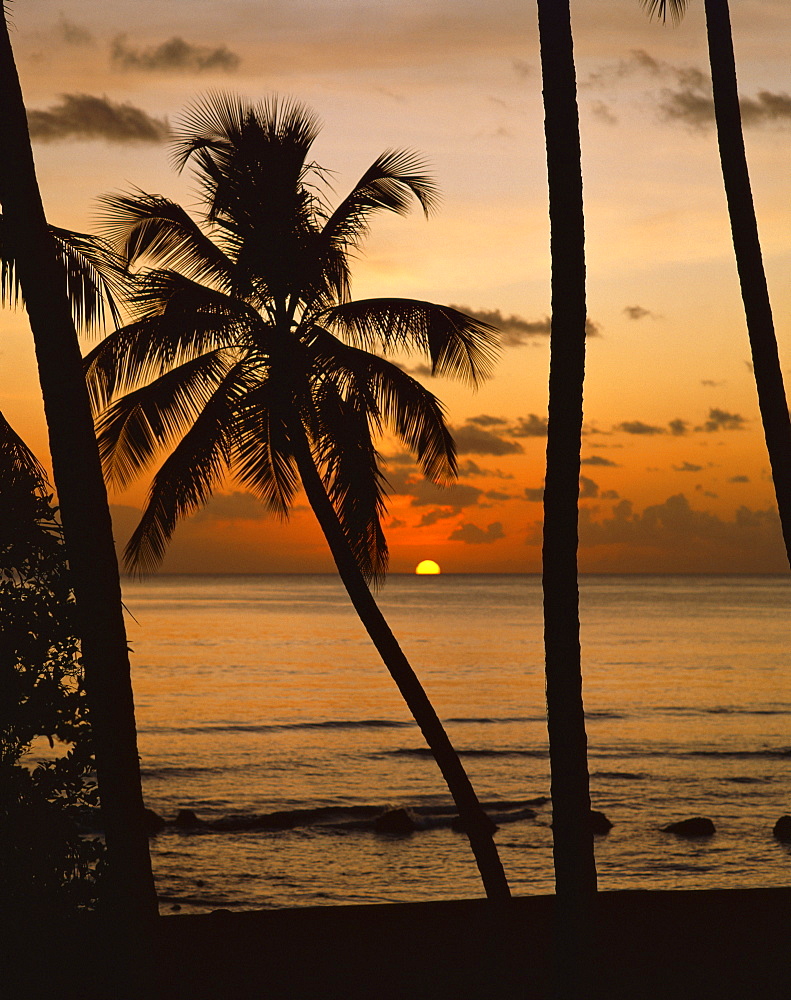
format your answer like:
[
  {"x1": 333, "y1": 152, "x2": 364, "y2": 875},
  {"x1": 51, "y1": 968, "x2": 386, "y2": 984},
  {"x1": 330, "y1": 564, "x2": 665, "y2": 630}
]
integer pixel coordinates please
[
  {"x1": 28, "y1": 94, "x2": 169, "y2": 144},
  {"x1": 673, "y1": 462, "x2": 703, "y2": 472},
  {"x1": 579, "y1": 476, "x2": 599, "y2": 499},
  {"x1": 511, "y1": 414, "x2": 548, "y2": 437},
  {"x1": 699, "y1": 407, "x2": 747, "y2": 432},
  {"x1": 669, "y1": 419, "x2": 688, "y2": 436},
  {"x1": 585, "y1": 318, "x2": 602, "y2": 338},
  {"x1": 623, "y1": 305, "x2": 657, "y2": 320},
  {"x1": 512, "y1": 59, "x2": 531, "y2": 79},
  {"x1": 579, "y1": 494, "x2": 783, "y2": 560},
  {"x1": 452, "y1": 306, "x2": 550, "y2": 345},
  {"x1": 111, "y1": 35, "x2": 241, "y2": 73},
  {"x1": 401, "y1": 362, "x2": 434, "y2": 378},
  {"x1": 55, "y1": 16, "x2": 94, "y2": 46},
  {"x1": 590, "y1": 100, "x2": 618, "y2": 125},
  {"x1": 660, "y1": 80, "x2": 791, "y2": 131},
  {"x1": 741, "y1": 91, "x2": 791, "y2": 126},
  {"x1": 524, "y1": 487, "x2": 544, "y2": 502},
  {"x1": 583, "y1": 48, "x2": 663, "y2": 88},
  {"x1": 452, "y1": 423, "x2": 523, "y2": 456},
  {"x1": 586, "y1": 49, "x2": 791, "y2": 131},
  {"x1": 457, "y1": 459, "x2": 513, "y2": 480},
  {"x1": 581, "y1": 455, "x2": 619, "y2": 467},
  {"x1": 451, "y1": 307, "x2": 599, "y2": 345},
  {"x1": 616, "y1": 420, "x2": 666, "y2": 436},
  {"x1": 448, "y1": 521, "x2": 505, "y2": 545},
  {"x1": 387, "y1": 469, "x2": 484, "y2": 509},
  {"x1": 417, "y1": 508, "x2": 458, "y2": 527},
  {"x1": 467, "y1": 414, "x2": 508, "y2": 428},
  {"x1": 728, "y1": 475, "x2": 750, "y2": 484},
  {"x1": 701, "y1": 379, "x2": 724, "y2": 388},
  {"x1": 193, "y1": 491, "x2": 267, "y2": 521},
  {"x1": 382, "y1": 451, "x2": 417, "y2": 467}
]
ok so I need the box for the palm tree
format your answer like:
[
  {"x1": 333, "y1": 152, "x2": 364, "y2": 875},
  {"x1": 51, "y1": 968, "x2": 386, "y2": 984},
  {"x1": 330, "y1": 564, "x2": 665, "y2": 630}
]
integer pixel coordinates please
[
  {"x1": 642, "y1": 0, "x2": 791, "y2": 569},
  {"x1": 536, "y1": 0, "x2": 597, "y2": 993},
  {"x1": 86, "y1": 93, "x2": 510, "y2": 900},
  {"x1": 0, "y1": 8, "x2": 157, "y2": 921}
]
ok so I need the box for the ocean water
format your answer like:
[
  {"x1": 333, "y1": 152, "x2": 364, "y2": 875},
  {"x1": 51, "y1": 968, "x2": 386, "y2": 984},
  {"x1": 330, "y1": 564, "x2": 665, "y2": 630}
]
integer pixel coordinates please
[{"x1": 117, "y1": 574, "x2": 791, "y2": 914}]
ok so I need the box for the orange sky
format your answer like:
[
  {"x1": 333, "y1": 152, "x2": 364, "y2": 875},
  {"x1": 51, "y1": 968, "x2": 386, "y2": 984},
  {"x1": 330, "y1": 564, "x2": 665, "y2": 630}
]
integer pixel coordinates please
[{"x1": 2, "y1": 0, "x2": 789, "y2": 574}]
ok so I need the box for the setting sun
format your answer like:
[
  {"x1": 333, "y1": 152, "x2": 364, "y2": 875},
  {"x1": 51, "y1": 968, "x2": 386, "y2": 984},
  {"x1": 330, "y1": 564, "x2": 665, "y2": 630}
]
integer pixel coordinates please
[{"x1": 415, "y1": 560, "x2": 441, "y2": 575}]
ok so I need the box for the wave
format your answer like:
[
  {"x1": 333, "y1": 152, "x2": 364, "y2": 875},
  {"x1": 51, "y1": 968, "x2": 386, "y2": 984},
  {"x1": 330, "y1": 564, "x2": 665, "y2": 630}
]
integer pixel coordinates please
[
  {"x1": 142, "y1": 719, "x2": 415, "y2": 735},
  {"x1": 591, "y1": 771, "x2": 647, "y2": 781},
  {"x1": 590, "y1": 747, "x2": 791, "y2": 761},
  {"x1": 655, "y1": 706, "x2": 791, "y2": 717},
  {"x1": 147, "y1": 797, "x2": 548, "y2": 837},
  {"x1": 687, "y1": 748, "x2": 791, "y2": 759},
  {"x1": 382, "y1": 747, "x2": 549, "y2": 759},
  {"x1": 444, "y1": 715, "x2": 546, "y2": 725},
  {"x1": 142, "y1": 715, "x2": 554, "y2": 736}
]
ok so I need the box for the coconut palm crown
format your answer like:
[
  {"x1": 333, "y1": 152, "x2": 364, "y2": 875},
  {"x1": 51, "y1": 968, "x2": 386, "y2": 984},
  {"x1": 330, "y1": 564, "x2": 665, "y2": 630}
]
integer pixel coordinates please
[{"x1": 86, "y1": 93, "x2": 498, "y2": 581}]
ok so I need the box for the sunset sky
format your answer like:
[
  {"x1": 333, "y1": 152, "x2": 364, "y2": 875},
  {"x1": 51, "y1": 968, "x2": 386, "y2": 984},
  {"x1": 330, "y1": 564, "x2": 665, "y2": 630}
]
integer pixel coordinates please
[{"x1": 2, "y1": 0, "x2": 789, "y2": 574}]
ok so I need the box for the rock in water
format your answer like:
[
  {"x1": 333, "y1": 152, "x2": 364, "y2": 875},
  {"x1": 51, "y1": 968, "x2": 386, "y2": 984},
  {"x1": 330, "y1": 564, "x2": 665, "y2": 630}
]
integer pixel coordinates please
[
  {"x1": 591, "y1": 810, "x2": 613, "y2": 835},
  {"x1": 661, "y1": 817, "x2": 715, "y2": 837},
  {"x1": 143, "y1": 808, "x2": 166, "y2": 836},
  {"x1": 174, "y1": 808, "x2": 204, "y2": 828},
  {"x1": 772, "y1": 815, "x2": 791, "y2": 842},
  {"x1": 374, "y1": 808, "x2": 418, "y2": 834}
]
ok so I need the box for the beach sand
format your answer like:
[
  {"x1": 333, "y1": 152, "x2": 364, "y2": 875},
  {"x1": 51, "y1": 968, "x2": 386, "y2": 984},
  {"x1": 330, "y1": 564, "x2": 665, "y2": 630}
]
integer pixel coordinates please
[{"x1": 7, "y1": 887, "x2": 790, "y2": 998}]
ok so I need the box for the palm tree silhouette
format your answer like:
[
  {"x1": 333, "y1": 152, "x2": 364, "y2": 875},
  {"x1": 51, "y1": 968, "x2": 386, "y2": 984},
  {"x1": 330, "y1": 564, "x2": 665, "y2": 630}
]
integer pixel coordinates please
[
  {"x1": 0, "y1": 10, "x2": 157, "y2": 922},
  {"x1": 642, "y1": 0, "x2": 791, "y2": 568},
  {"x1": 86, "y1": 93, "x2": 510, "y2": 900},
  {"x1": 536, "y1": 0, "x2": 597, "y2": 993}
]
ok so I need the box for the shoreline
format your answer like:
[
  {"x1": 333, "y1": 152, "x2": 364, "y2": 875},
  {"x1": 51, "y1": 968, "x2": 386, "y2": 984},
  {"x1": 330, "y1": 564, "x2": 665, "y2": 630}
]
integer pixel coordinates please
[{"x1": 9, "y1": 886, "x2": 790, "y2": 999}]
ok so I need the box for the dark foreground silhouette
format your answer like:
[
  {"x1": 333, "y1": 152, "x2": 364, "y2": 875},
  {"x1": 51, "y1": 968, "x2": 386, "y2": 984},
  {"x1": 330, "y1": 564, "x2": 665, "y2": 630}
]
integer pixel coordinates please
[{"x1": 5, "y1": 887, "x2": 790, "y2": 999}]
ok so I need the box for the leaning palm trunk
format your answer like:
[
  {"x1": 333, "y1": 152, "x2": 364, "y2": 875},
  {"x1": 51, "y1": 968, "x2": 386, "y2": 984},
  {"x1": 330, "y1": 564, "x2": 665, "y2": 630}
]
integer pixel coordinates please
[
  {"x1": 290, "y1": 422, "x2": 511, "y2": 901},
  {"x1": 0, "y1": 14, "x2": 157, "y2": 921},
  {"x1": 703, "y1": 0, "x2": 791, "y2": 568},
  {"x1": 537, "y1": 0, "x2": 597, "y2": 993}
]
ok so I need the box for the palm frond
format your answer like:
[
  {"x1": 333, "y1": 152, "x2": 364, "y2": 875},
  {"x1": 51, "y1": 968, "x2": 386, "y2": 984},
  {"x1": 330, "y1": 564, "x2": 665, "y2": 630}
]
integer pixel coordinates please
[
  {"x1": 0, "y1": 409, "x2": 48, "y2": 492},
  {"x1": 170, "y1": 93, "x2": 322, "y2": 223},
  {"x1": 232, "y1": 382, "x2": 300, "y2": 518},
  {"x1": 0, "y1": 213, "x2": 23, "y2": 309},
  {"x1": 83, "y1": 299, "x2": 252, "y2": 412},
  {"x1": 1, "y1": 215, "x2": 124, "y2": 332},
  {"x1": 321, "y1": 298, "x2": 500, "y2": 387},
  {"x1": 320, "y1": 150, "x2": 440, "y2": 256},
  {"x1": 96, "y1": 189, "x2": 238, "y2": 291},
  {"x1": 49, "y1": 227, "x2": 127, "y2": 333},
  {"x1": 308, "y1": 385, "x2": 389, "y2": 585},
  {"x1": 640, "y1": 0, "x2": 688, "y2": 24},
  {"x1": 308, "y1": 326, "x2": 456, "y2": 483},
  {"x1": 95, "y1": 349, "x2": 237, "y2": 490},
  {"x1": 124, "y1": 368, "x2": 246, "y2": 574}
]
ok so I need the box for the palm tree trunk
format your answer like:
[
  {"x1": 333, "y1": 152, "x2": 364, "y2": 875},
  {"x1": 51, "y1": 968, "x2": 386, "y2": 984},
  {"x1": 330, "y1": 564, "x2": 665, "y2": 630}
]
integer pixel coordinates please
[
  {"x1": 0, "y1": 13, "x2": 157, "y2": 922},
  {"x1": 289, "y1": 422, "x2": 511, "y2": 902},
  {"x1": 537, "y1": 0, "x2": 597, "y2": 993},
  {"x1": 703, "y1": 0, "x2": 791, "y2": 569}
]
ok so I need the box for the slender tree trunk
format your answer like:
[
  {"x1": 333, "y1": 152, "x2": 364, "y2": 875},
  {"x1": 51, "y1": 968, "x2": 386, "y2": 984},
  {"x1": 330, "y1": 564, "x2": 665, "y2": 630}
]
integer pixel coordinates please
[
  {"x1": 703, "y1": 0, "x2": 791, "y2": 569},
  {"x1": 290, "y1": 422, "x2": 511, "y2": 902},
  {"x1": 537, "y1": 0, "x2": 597, "y2": 993},
  {"x1": 0, "y1": 14, "x2": 157, "y2": 922}
]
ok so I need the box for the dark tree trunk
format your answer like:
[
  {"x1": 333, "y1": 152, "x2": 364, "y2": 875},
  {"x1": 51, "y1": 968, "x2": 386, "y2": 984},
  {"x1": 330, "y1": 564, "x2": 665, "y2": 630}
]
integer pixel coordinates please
[
  {"x1": 536, "y1": 0, "x2": 597, "y2": 993},
  {"x1": 290, "y1": 423, "x2": 511, "y2": 903},
  {"x1": 704, "y1": 0, "x2": 791, "y2": 569},
  {"x1": 0, "y1": 14, "x2": 157, "y2": 923}
]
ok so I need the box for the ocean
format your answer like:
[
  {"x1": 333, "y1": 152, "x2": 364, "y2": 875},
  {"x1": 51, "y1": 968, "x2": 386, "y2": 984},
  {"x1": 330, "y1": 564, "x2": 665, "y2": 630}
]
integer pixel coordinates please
[{"x1": 117, "y1": 574, "x2": 791, "y2": 914}]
